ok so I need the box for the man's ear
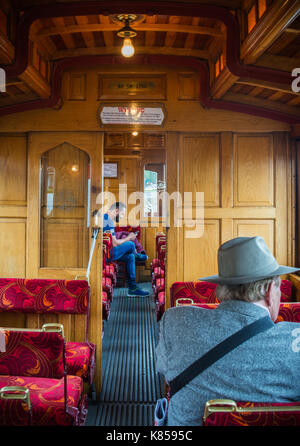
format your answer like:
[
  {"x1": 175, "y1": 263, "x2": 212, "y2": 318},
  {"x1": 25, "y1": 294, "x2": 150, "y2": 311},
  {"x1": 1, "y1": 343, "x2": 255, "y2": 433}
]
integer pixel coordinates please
[{"x1": 264, "y1": 281, "x2": 273, "y2": 307}]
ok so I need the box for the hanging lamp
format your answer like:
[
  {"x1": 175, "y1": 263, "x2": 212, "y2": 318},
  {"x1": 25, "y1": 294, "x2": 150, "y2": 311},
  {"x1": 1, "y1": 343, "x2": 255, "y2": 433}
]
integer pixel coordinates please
[{"x1": 117, "y1": 14, "x2": 137, "y2": 58}]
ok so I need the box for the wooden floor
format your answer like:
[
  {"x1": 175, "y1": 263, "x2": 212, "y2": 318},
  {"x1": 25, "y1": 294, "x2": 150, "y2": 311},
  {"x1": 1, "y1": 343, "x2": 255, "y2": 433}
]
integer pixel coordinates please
[{"x1": 85, "y1": 283, "x2": 164, "y2": 426}]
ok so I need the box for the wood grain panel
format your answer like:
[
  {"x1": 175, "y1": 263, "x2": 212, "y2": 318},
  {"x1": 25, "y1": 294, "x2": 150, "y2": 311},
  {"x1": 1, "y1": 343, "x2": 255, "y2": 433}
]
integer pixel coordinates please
[
  {"x1": 0, "y1": 135, "x2": 27, "y2": 204},
  {"x1": 41, "y1": 220, "x2": 85, "y2": 268},
  {"x1": 182, "y1": 134, "x2": 220, "y2": 207},
  {"x1": 0, "y1": 220, "x2": 26, "y2": 277},
  {"x1": 183, "y1": 220, "x2": 220, "y2": 281},
  {"x1": 67, "y1": 72, "x2": 87, "y2": 100},
  {"x1": 40, "y1": 142, "x2": 90, "y2": 268},
  {"x1": 178, "y1": 73, "x2": 198, "y2": 100},
  {"x1": 233, "y1": 219, "x2": 274, "y2": 253},
  {"x1": 234, "y1": 134, "x2": 274, "y2": 206}
]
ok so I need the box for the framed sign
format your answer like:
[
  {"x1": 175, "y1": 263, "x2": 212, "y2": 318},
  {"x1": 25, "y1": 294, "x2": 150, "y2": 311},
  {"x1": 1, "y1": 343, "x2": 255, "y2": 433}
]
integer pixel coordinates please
[
  {"x1": 98, "y1": 74, "x2": 167, "y2": 100},
  {"x1": 98, "y1": 103, "x2": 167, "y2": 129},
  {"x1": 103, "y1": 162, "x2": 118, "y2": 178}
]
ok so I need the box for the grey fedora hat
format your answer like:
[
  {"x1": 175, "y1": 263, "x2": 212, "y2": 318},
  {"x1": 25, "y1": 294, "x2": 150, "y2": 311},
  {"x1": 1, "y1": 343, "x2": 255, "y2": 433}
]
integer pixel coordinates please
[{"x1": 199, "y1": 236, "x2": 300, "y2": 285}]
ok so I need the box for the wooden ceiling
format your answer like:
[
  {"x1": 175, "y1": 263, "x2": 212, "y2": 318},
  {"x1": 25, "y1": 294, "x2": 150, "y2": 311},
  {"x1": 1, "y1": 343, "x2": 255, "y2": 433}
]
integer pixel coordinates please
[{"x1": 0, "y1": 0, "x2": 299, "y2": 123}]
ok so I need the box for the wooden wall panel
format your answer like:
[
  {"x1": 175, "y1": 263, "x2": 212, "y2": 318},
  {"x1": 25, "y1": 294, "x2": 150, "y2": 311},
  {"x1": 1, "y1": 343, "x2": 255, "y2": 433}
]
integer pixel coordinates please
[
  {"x1": 233, "y1": 219, "x2": 274, "y2": 253},
  {"x1": 178, "y1": 73, "x2": 198, "y2": 100},
  {"x1": 0, "y1": 220, "x2": 26, "y2": 277},
  {"x1": 0, "y1": 135, "x2": 27, "y2": 203},
  {"x1": 182, "y1": 134, "x2": 220, "y2": 207},
  {"x1": 166, "y1": 130, "x2": 294, "y2": 306},
  {"x1": 234, "y1": 134, "x2": 274, "y2": 207},
  {"x1": 42, "y1": 221, "x2": 85, "y2": 268},
  {"x1": 184, "y1": 220, "x2": 220, "y2": 280},
  {"x1": 67, "y1": 73, "x2": 87, "y2": 100}
]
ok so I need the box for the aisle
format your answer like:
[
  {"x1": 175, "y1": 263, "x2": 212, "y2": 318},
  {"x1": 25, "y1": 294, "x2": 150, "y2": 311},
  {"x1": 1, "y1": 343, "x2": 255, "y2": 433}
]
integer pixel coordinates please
[{"x1": 86, "y1": 283, "x2": 164, "y2": 426}]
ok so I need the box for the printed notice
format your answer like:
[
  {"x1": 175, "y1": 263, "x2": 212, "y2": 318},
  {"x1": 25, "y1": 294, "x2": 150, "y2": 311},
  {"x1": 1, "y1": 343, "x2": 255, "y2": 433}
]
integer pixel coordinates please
[{"x1": 100, "y1": 106, "x2": 165, "y2": 126}]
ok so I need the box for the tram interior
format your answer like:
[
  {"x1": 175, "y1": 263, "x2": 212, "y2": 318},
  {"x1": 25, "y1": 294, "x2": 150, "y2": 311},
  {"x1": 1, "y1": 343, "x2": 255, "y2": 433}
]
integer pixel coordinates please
[{"x1": 0, "y1": 0, "x2": 300, "y2": 428}]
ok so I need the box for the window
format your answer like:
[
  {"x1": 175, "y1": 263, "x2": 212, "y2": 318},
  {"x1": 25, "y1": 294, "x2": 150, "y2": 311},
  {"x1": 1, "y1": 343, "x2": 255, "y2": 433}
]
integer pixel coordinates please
[
  {"x1": 247, "y1": 0, "x2": 269, "y2": 35},
  {"x1": 40, "y1": 143, "x2": 90, "y2": 268},
  {"x1": 144, "y1": 163, "x2": 166, "y2": 217}
]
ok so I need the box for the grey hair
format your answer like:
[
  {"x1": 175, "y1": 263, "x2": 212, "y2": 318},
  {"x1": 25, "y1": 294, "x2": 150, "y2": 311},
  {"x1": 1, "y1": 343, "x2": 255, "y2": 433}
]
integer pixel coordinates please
[{"x1": 216, "y1": 276, "x2": 281, "y2": 303}]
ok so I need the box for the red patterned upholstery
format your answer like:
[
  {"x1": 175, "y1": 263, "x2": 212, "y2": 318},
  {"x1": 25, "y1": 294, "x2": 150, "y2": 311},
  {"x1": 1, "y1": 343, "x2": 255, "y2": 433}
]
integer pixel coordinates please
[
  {"x1": 102, "y1": 291, "x2": 110, "y2": 321},
  {"x1": 102, "y1": 276, "x2": 113, "y2": 302},
  {"x1": 0, "y1": 279, "x2": 89, "y2": 314},
  {"x1": 152, "y1": 267, "x2": 165, "y2": 282},
  {"x1": 65, "y1": 342, "x2": 96, "y2": 384},
  {"x1": 0, "y1": 330, "x2": 65, "y2": 378},
  {"x1": 203, "y1": 400, "x2": 300, "y2": 426},
  {"x1": 0, "y1": 279, "x2": 95, "y2": 386},
  {"x1": 103, "y1": 265, "x2": 117, "y2": 286},
  {"x1": 276, "y1": 303, "x2": 300, "y2": 323},
  {"x1": 115, "y1": 226, "x2": 141, "y2": 240},
  {"x1": 170, "y1": 280, "x2": 294, "y2": 308},
  {"x1": 280, "y1": 279, "x2": 293, "y2": 302},
  {"x1": 0, "y1": 375, "x2": 85, "y2": 426},
  {"x1": 156, "y1": 292, "x2": 165, "y2": 322},
  {"x1": 154, "y1": 278, "x2": 165, "y2": 297},
  {"x1": 151, "y1": 258, "x2": 162, "y2": 273},
  {"x1": 170, "y1": 281, "x2": 218, "y2": 307},
  {"x1": 0, "y1": 329, "x2": 86, "y2": 426}
]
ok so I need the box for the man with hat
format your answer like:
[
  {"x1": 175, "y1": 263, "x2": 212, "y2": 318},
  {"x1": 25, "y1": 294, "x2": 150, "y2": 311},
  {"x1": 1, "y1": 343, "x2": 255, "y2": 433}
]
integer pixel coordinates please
[{"x1": 156, "y1": 237, "x2": 300, "y2": 425}]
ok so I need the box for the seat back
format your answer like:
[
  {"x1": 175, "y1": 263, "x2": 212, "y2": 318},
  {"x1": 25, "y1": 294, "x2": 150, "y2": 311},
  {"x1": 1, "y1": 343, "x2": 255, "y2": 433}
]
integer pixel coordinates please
[
  {"x1": 115, "y1": 226, "x2": 141, "y2": 240},
  {"x1": 170, "y1": 281, "x2": 219, "y2": 307},
  {"x1": 203, "y1": 399, "x2": 300, "y2": 426},
  {"x1": 0, "y1": 279, "x2": 90, "y2": 343},
  {"x1": 170, "y1": 280, "x2": 294, "y2": 308},
  {"x1": 0, "y1": 327, "x2": 65, "y2": 379}
]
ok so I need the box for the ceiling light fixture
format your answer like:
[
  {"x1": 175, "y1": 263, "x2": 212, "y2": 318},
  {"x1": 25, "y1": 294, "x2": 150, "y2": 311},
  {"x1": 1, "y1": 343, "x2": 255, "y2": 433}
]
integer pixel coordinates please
[{"x1": 117, "y1": 14, "x2": 137, "y2": 58}]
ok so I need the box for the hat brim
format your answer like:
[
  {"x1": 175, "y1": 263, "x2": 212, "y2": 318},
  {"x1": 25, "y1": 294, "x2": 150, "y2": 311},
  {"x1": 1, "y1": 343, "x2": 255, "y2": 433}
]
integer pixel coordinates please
[{"x1": 198, "y1": 265, "x2": 300, "y2": 285}]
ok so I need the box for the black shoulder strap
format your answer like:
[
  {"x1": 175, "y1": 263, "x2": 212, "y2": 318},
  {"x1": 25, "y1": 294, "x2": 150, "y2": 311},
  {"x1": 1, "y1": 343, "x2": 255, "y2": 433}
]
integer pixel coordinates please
[{"x1": 169, "y1": 315, "x2": 274, "y2": 398}]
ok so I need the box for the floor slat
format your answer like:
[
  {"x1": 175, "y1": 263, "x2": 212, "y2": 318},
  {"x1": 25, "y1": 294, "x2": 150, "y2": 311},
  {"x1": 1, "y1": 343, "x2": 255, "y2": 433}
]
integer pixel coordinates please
[{"x1": 86, "y1": 283, "x2": 164, "y2": 426}]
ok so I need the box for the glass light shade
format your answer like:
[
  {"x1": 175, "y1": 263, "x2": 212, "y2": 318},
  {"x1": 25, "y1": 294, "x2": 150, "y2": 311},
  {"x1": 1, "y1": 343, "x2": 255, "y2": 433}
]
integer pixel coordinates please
[{"x1": 121, "y1": 38, "x2": 135, "y2": 58}]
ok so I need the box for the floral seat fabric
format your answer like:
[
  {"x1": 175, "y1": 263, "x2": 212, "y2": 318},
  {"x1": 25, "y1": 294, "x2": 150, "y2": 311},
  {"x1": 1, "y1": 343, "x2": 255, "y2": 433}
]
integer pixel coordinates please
[
  {"x1": 102, "y1": 291, "x2": 110, "y2": 321},
  {"x1": 0, "y1": 279, "x2": 89, "y2": 314},
  {"x1": 170, "y1": 280, "x2": 294, "y2": 308},
  {"x1": 65, "y1": 342, "x2": 96, "y2": 384},
  {"x1": 0, "y1": 330, "x2": 65, "y2": 378},
  {"x1": 0, "y1": 279, "x2": 95, "y2": 386},
  {"x1": 170, "y1": 281, "x2": 219, "y2": 307},
  {"x1": 156, "y1": 291, "x2": 166, "y2": 321},
  {"x1": 0, "y1": 329, "x2": 86, "y2": 426},
  {"x1": 203, "y1": 401, "x2": 300, "y2": 426},
  {"x1": 0, "y1": 375, "x2": 85, "y2": 426}
]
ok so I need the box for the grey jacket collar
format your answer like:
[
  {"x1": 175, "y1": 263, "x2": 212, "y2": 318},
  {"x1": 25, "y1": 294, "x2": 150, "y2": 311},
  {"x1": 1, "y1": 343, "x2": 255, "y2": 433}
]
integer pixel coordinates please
[{"x1": 217, "y1": 300, "x2": 273, "y2": 321}]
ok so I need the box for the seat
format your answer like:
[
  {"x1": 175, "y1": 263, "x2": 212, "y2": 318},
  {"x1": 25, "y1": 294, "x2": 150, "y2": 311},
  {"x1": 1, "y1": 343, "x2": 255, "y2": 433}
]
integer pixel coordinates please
[
  {"x1": 170, "y1": 279, "x2": 295, "y2": 308},
  {"x1": 0, "y1": 328, "x2": 87, "y2": 426},
  {"x1": 102, "y1": 290, "x2": 110, "y2": 321},
  {"x1": 0, "y1": 278, "x2": 96, "y2": 386},
  {"x1": 203, "y1": 399, "x2": 300, "y2": 426}
]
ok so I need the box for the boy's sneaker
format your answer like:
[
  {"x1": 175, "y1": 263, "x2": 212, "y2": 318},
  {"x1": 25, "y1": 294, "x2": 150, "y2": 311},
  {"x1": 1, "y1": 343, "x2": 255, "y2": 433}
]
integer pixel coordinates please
[
  {"x1": 127, "y1": 287, "x2": 150, "y2": 297},
  {"x1": 135, "y1": 253, "x2": 148, "y2": 262}
]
